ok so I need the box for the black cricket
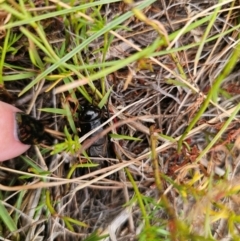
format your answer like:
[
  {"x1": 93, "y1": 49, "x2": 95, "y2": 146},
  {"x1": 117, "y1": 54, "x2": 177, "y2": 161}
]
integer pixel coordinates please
[
  {"x1": 15, "y1": 112, "x2": 46, "y2": 145},
  {"x1": 78, "y1": 104, "x2": 110, "y2": 157}
]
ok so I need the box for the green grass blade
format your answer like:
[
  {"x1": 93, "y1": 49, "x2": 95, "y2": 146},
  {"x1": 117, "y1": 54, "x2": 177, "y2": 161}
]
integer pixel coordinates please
[
  {"x1": 178, "y1": 32, "x2": 240, "y2": 152},
  {"x1": 19, "y1": 0, "x2": 156, "y2": 96},
  {"x1": 195, "y1": 103, "x2": 240, "y2": 163},
  {"x1": 0, "y1": 201, "x2": 17, "y2": 232}
]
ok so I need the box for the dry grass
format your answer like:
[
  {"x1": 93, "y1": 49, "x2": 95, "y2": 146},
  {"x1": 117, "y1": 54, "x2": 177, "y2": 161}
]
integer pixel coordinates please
[{"x1": 0, "y1": 0, "x2": 240, "y2": 240}]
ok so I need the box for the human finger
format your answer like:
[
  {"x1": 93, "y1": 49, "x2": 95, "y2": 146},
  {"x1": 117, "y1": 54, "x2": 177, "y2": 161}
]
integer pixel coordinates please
[{"x1": 0, "y1": 101, "x2": 30, "y2": 161}]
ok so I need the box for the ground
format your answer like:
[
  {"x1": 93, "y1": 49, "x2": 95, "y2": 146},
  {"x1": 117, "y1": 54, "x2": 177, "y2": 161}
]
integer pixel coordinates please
[{"x1": 0, "y1": 0, "x2": 240, "y2": 241}]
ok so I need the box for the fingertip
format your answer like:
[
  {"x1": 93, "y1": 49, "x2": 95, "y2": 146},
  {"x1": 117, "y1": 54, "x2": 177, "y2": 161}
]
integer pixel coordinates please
[{"x1": 0, "y1": 101, "x2": 30, "y2": 162}]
